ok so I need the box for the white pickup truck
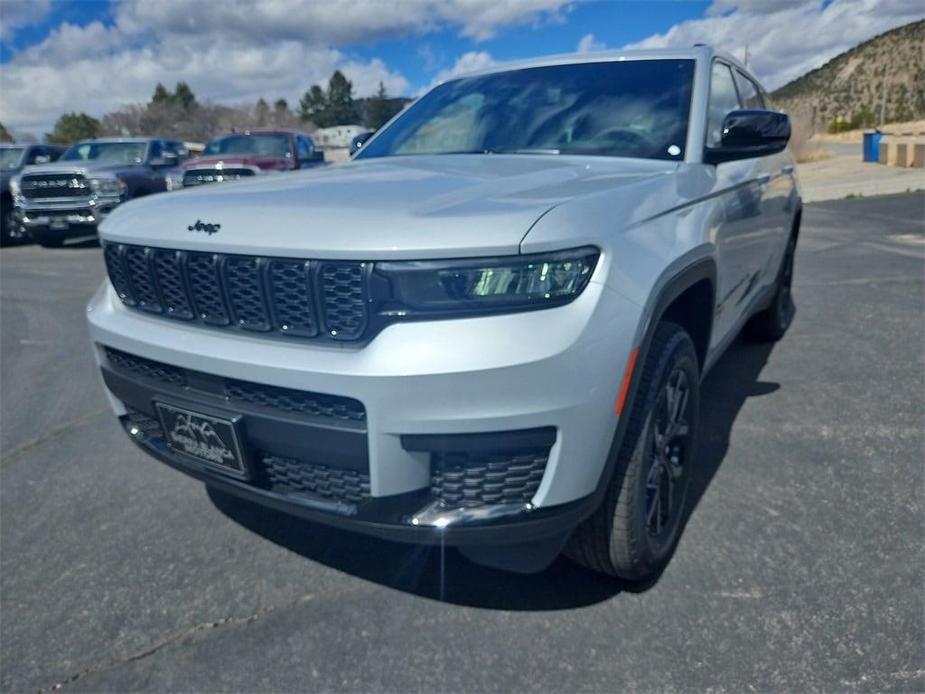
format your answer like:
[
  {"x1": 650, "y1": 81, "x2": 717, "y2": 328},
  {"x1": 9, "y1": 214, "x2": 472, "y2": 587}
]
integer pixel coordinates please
[{"x1": 87, "y1": 46, "x2": 800, "y2": 580}]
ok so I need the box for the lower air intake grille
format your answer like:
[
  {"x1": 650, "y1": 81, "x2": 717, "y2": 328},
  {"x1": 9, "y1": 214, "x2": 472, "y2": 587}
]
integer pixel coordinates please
[
  {"x1": 431, "y1": 451, "x2": 549, "y2": 508},
  {"x1": 259, "y1": 454, "x2": 371, "y2": 502},
  {"x1": 225, "y1": 380, "x2": 366, "y2": 423},
  {"x1": 106, "y1": 348, "x2": 185, "y2": 386}
]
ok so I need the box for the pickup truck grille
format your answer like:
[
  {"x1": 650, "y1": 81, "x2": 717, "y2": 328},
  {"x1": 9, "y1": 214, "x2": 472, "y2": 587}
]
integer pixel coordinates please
[
  {"x1": 182, "y1": 168, "x2": 256, "y2": 187},
  {"x1": 19, "y1": 172, "x2": 89, "y2": 200},
  {"x1": 103, "y1": 242, "x2": 369, "y2": 341}
]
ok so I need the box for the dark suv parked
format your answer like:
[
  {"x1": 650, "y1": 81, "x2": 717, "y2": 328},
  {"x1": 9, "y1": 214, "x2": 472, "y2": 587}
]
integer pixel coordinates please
[
  {"x1": 11, "y1": 138, "x2": 187, "y2": 247},
  {"x1": 1, "y1": 143, "x2": 67, "y2": 245}
]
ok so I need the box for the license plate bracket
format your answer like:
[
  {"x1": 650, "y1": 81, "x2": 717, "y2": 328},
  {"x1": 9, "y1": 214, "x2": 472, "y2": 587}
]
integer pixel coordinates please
[{"x1": 155, "y1": 402, "x2": 248, "y2": 478}]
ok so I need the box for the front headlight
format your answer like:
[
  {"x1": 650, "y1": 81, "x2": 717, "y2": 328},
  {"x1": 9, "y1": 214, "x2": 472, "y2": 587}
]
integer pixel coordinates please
[
  {"x1": 89, "y1": 176, "x2": 127, "y2": 196},
  {"x1": 375, "y1": 246, "x2": 599, "y2": 316},
  {"x1": 164, "y1": 171, "x2": 184, "y2": 191},
  {"x1": 9, "y1": 176, "x2": 20, "y2": 198}
]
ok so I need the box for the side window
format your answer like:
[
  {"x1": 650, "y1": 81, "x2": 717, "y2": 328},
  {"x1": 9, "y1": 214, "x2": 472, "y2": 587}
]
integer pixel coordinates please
[
  {"x1": 706, "y1": 62, "x2": 741, "y2": 147},
  {"x1": 164, "y1": 141, "x2": 188, "y2": 162},
  {"x1": 24, "y1": 147, "x2": 43, "y2": 164},
  {"x1": 147, "y1": 140, "x2": 163, "y2": 161},
  {"x1": 734, "y1": 70, "x2": 765, "y2": 109},
  {"x1": 296, "y1": 136, "x2": 313, "y2": 159}
]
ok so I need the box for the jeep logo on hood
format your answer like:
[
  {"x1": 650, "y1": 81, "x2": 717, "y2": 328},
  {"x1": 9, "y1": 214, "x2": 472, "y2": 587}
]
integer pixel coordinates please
[{"x1": 188, "y1": 220, "x2": 221, "y2": 235}]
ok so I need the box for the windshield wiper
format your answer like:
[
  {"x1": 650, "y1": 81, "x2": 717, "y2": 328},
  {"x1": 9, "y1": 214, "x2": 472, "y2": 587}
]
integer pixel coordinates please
[{"x1": 441, "y1": 148, "x2": 561, "y2": 155}]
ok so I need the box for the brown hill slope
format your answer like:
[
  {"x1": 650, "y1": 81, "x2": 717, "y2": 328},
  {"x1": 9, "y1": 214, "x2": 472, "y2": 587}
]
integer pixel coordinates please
[{"x1": 770, "y1": 19, "x2": 924, "y2": 134}]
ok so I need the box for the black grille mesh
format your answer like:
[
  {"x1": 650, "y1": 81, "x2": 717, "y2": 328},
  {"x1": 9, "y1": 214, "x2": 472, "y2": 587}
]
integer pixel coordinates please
[
  {"x1": 225, "y1": 257, "x2": 270, "y2": 330},
  {"x1": 259, "y1": 454, "x2": 370, "y2": 502},
  {"x1": 320, "y1": 263, "x2": 367, "y2": 339},
  {"x1": 225, "y1": 380, "x2": 366, "y2": 422},
  {"x1": 104, "y1": 243, "x2": 369, "y2": 341},
  {"x1": 104, "y1": 347, "x2": 366, "y2": 424},
  {"x1": 186, "y1": 252, "x2": 229, "y2": 325},
  {"x1": 432, "y1": 451, "x2": 549, "y2": 508},
  {"x1": 152, "y1": 250, "x2": 193, "y2": 318},
  {"x1": 122, "y1": 410, "x2": 369, "y2": 506},
  {"x1": 268, "y1": 260, "x2": 317, "y2": 336},
  {"x1": 106, "y1": 347, "x2": 185, "y2": 386}
]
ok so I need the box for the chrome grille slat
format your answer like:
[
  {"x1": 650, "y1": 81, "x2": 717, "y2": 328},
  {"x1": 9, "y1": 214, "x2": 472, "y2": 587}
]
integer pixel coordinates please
[
  {"x1": 103, "y1": 242, "x2": 367, "y2": 341},
  {"x1": 19, "y1": 172, "x2": 89, "y2": 200}
]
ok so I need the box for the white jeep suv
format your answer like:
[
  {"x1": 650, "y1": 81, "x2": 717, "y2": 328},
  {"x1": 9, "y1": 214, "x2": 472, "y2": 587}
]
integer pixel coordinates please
[{"x1": 87, "y1": 47, "x2": 801, "y2": 580}]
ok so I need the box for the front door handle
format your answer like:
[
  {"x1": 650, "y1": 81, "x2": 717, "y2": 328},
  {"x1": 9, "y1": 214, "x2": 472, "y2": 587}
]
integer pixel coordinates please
[
  {"x1": 756, "y1": 173, "x2": 771, "y2": 186},
  {"x1": 781, "y1": 165, "x2": 794, "y2": 175}
]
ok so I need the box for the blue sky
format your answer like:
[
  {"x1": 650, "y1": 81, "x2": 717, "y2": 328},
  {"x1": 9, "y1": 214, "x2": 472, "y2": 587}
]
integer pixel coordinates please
[{"x1": 0, "y1": 0, "x2": 921, "y2": 137}]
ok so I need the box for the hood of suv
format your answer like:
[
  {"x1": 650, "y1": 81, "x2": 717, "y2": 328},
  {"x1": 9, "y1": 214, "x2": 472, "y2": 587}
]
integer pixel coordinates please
[
  {"x1": 101, "y1": 154, "x2": 676, "y2": 259},
  {"x1": 18, "y1": 160, "x2": 139, "y2": 177},
  {"x1": 181, "y1": 155, "x2": 293, "y2": 172}
]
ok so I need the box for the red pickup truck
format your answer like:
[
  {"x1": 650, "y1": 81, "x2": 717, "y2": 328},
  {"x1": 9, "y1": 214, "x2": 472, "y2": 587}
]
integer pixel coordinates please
[{"x1": 178, "y1": 129, "x2": 324, "y2": 187}]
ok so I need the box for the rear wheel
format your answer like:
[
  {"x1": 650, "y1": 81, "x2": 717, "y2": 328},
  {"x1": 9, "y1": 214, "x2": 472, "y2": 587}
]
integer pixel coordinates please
[
  {"x1": 746, "y1": 233, "x2": 796, "y2": 341},
  {"x1": 566, "y1": 322, "x2": 700, "y2": 581}
]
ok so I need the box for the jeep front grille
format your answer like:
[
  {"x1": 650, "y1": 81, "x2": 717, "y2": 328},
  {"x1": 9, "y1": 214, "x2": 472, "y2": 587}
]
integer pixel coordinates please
[
  {"x1": 103, "y1": 242, "x2": 369, "y2": 341},
  {"x1": 19, "y1": 173, "x2": 89, "y2": 200}
]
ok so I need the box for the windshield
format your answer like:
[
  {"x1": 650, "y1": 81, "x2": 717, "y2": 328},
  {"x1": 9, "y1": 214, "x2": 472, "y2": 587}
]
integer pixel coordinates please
[
  {"x1": 203, "y1": 134, "x2": 291, "y2": 157},
  {"x1": 0, "y1": 147, "x2": 25, "y2": 169},
  {"x1": 357, "y1": 59, "x2": 695, "y2": 161},
  {"x1": 62, "y1": 142, "x2": 147, "y2": 163}
]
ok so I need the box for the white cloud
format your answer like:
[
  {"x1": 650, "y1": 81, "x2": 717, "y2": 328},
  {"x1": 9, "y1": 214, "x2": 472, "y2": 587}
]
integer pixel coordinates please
[
  {"x1": 625, "y1": 0, "x2": 925, "y2": 90},
  {"x1": 0, "y1": 0, "x2": 52, "y2": 40},
  {"x1": 576, "y1": 33, "x2": 605, "y2": 53},
  {"x1": 113, "y1": 0, "x2": 571, "y2": 43},
  {"x1": 427, "y1": 50, "x2": 496, "y2": 90},
  {"x1": 0, "y1": 0, "x2": 572, "y2": 136}
]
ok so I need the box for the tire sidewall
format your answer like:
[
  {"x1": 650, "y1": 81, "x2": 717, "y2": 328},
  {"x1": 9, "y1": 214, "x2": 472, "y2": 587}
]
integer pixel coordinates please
[{"x1": 614, "y1": 330, "x2": 700, "y2": 575}]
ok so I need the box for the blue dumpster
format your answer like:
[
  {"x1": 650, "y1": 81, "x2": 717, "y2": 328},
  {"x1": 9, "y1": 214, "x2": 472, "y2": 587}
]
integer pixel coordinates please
[{"x1": 863, "y1": 131, "x2": 882, "y2": 162}]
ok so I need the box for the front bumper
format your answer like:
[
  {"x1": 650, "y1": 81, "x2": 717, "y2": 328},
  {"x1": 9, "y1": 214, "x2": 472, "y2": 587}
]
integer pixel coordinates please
[
  {"x1": 88, "y1": 274, "x2": 642, "y2": 543},
  {"x1": 18, "y1": 195, "x2": 121, "y2": 234}
]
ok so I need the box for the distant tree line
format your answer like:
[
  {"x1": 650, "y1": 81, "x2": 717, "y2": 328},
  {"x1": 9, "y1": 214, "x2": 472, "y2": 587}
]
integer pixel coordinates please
[{"x1": 11, "y1": 73, "x2": 409, "y2": 146}]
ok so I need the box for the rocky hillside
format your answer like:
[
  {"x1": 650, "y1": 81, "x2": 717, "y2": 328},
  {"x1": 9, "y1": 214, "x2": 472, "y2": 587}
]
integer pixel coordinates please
[{"x1": 770, "y1": 20, "x2": 924, "y2": 133}]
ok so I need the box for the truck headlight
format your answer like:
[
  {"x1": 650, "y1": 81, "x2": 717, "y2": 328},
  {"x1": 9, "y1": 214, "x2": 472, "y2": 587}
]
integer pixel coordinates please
[
  {"x1": 164, "y1": 171, "x2": 184, "y2": 191},
  {"x1": 375, "y1": 246, "x2": 599, "y2": 315},
  {"x1": 89, "y1": 176, "x2": 127, "y2": 196},
  {"x1": 8, "y1": 176, "x2": 20, "y2": 199}
]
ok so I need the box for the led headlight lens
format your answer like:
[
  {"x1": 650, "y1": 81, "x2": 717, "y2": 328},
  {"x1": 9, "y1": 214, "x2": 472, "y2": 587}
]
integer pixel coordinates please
[
  {"x1": 89, "y1": 176, "x2": 127, "y2": 196},
  {"x1": 376, "y1": 246, "x2": 599, "y2": 315}
]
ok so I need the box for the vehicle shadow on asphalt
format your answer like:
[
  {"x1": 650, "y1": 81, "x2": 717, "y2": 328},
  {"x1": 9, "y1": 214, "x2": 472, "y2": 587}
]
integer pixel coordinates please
[{"x1": 209, "y1": 336, "x2": 778, "y2": 611}]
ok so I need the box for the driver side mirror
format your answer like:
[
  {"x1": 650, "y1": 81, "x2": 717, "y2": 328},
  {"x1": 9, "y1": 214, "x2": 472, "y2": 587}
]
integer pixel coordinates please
[
  {"x1": 704, "y1": 110, "x2": 790, "y2": 164},
  {"x1": 150, "y1": 152, "x2": 179, "y2": 168}
]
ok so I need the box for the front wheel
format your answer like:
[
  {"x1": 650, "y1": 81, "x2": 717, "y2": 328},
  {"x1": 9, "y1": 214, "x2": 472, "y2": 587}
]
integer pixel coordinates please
[{"x1": 566, "y1": 322, "x2": 700, "y2": 582}]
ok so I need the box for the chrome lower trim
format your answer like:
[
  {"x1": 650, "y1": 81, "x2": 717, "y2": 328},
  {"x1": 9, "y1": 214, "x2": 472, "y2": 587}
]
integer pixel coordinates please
[{"x1": 409, "y1": 500, "x2": 534, "y2": 528}]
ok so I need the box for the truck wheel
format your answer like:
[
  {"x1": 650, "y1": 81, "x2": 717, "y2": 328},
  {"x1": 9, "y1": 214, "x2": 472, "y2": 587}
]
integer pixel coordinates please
[
  {"x1": 566, "y1": 322, "x2": 699, "y2": 582},
  {"x1": 745, "y1": 234, "x2": 796, "y2": 341},
  {"x1": 31, "y1": 230, "x2": 64, "y2": 248}
]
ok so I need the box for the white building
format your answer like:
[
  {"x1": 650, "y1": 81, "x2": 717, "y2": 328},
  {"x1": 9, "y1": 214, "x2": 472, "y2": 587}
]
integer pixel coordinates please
[{"x1": 313, "y1": 125, "x2": 367, "y2": 149}]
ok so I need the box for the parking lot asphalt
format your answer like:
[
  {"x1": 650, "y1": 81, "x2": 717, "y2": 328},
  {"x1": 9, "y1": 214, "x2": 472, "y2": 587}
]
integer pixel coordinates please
[{"x1": 1, "y1": 194, "x2": 923, "y2": 692}]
